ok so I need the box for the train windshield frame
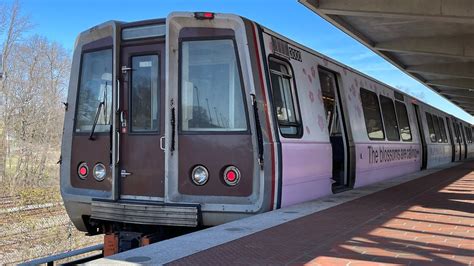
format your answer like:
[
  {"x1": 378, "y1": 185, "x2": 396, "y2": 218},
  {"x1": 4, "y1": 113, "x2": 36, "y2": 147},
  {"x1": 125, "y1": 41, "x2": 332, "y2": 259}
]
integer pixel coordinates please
[{"x1": 74, "y1": 48, "x2": 113, "y2": 133}]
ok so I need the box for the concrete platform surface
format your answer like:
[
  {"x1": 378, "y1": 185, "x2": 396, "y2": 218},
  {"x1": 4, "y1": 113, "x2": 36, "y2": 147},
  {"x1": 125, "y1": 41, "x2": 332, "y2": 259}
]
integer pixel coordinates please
[{"x1": 90, "y1": 161, "x2": 474, "y2": 265}]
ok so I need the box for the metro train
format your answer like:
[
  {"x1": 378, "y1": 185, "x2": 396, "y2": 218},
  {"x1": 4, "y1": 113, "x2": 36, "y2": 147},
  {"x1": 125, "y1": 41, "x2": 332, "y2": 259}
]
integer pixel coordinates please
[{"x1": 60, "y1": 12, "x2": 473, "y2": 247}]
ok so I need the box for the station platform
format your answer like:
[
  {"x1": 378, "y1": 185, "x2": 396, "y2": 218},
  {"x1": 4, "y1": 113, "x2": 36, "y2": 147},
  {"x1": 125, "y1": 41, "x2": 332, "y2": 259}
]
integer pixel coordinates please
[{"x1": 91, "y1": 161, "x2": 474, "y2": 265}]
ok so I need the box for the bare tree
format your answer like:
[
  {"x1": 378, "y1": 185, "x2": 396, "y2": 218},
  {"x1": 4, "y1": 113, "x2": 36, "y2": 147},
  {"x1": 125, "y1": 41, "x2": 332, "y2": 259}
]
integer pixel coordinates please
[
  {"x1": 0, "y1": 1, "x2": 70, "y2": 192},
  {"x1": 4, "y1": 35, "x2": 70, "y2": 189},
  {"x1": 0, "y1": 0, "x2": 32, "y2": 184}
]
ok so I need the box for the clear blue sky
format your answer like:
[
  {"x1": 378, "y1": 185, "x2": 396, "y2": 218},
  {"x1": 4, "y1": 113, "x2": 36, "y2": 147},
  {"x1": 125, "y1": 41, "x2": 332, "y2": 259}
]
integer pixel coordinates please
[{"x1": 15, "y1": 0, "x2": 474, "y2": 123}]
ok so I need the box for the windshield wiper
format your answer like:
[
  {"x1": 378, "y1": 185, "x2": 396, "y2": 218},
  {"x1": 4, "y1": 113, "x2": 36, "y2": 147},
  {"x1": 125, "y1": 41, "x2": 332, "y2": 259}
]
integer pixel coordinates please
[
  {"x1": 89, "y1": 82, "x2": 107, "y2": 140},
  {"x1": 89, "y1": 100, "x2": 105, "y2": 140}
]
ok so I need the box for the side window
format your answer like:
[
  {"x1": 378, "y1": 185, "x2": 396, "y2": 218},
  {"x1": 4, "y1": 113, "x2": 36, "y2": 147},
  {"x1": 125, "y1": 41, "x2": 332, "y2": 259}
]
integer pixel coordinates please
[
  {"x1": 426, "y1": 113, "x2": 437, "y2": 143},
  {"x1": 437, "y1": 117, "x2": 448, "y2": 143},
  {"x1": 468, "y1": 127, "x2": 473, "y2": 143},
  {"x1": 180, "y1": 39, "x2": 247, "y2": 132},
  {"x1": 269, "y1": 58, "x2": 302, "y2": 137},
  {"x1": 131, "y1": 55, "x2": 159, "y2": 132},
  {"x1": 360, "y1": 88, "x2": 385, "y2": 140},
  {"x1": 432, "y1": 115, "x2": 442, "y2": 143},
  {"x1": 379, "y1": 95, "x2": 400, "y2": 141},
  {"x1": 451, "y1": 119, "x2": 459, "y2": 143},
  {"x1": 454, "y1": 122, "x2": 461, "y2": 143},
  {"x1": 459, "y1": 123, "x2": 465, "y2": 143},
  {"x1": 466, "y1": 127, "x2": 470, "y2": 143},
  {"x1": 395, "y1": 101, "x2": 412, "y2": 141}
]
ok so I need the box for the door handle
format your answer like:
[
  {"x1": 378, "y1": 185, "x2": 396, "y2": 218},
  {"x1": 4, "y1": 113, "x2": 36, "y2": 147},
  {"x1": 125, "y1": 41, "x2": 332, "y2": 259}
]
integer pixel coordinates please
[
  {"x1": 160, "y1": 136, "x2": 165, "y2": 151},
  {"x1": 121, "y1": 169, "x2": 132, "y2": 178},
  {"x1": 121, "y1": 66, "x2": 132, "y2": 74}
]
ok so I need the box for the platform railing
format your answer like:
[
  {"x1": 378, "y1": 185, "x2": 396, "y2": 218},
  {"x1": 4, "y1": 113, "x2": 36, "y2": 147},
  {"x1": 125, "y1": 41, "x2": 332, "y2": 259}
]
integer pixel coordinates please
[{"x1": 19, "y1": 244, "x2": 103, "y2": 266}]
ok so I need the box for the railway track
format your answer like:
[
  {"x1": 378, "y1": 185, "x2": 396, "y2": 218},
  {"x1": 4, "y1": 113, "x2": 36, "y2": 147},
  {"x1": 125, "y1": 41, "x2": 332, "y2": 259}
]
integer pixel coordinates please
[{"x1": 0, "y1": 202, "x2": 102, "y2": 264}]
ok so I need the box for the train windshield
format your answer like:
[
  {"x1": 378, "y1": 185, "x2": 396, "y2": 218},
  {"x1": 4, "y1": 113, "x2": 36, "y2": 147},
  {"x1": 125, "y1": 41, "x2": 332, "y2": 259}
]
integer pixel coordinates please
[
  {"x1": 75, "y1": 49, "x2": 113, "y2": 133},
  {"x1": 180, "y1": 39, "x2": 247, "y2": 132}
]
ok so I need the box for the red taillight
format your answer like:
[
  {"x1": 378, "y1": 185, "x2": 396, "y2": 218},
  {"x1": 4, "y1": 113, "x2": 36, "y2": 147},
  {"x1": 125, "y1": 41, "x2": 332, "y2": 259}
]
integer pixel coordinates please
[
  {"x1": 194, "y1": 12, "x2": 215, "y2": 20},
  {"x1": 223, "y1": 166, "x2": 240, "y2": 186},
  {"x1": 79, "y1": 167, "x2": 87, "y2": 176},
  {"x1": 78, "y1": 163, "x2": 88, "y2": 179},
  {"x1": 226, "y1": 170, "x2": 236, "y2": 182}
]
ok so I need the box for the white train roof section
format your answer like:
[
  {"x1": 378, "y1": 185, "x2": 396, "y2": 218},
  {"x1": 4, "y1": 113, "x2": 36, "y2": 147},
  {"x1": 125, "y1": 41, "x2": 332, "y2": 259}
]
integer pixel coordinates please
[{"x1": 299, "y1": 0, "x2": 474, "y2": 117}]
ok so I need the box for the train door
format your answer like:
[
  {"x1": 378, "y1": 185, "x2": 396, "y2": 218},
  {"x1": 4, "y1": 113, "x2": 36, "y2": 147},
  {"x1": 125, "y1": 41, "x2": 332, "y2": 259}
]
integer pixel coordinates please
[
  {"x1": 412, "y1": 104, "x2": 427, "y2": 170},
  {"x1": 119, "y1": 43, "x2": 165, "y2": 200},
  {"x1": 446, "y1": 117, "x2": 457, "y2": 162},
  {"x1": 318, "y1": 68, "x2": 349, "y2": 190}
]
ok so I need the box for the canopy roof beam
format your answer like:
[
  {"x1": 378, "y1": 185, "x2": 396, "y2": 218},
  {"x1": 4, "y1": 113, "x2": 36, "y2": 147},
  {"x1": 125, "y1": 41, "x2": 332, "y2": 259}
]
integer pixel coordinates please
[
  {"x1": 427, "y1": 79, "x2": 474, "y2": 90},
  {"x1": 305, "y1": 0, "x2": 474, "y2": 24},
  {"x1": 406, "y1": 63, "x2": 474, "y2": 79},
  {"x1": 375, "y1": 35, "x2": 474, "y2": 59}
]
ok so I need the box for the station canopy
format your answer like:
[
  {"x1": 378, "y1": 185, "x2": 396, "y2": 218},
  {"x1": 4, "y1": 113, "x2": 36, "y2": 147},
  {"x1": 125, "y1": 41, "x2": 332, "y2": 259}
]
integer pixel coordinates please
[{"x1": 299, "y1": 0, "x2": 474, "y2": 116}]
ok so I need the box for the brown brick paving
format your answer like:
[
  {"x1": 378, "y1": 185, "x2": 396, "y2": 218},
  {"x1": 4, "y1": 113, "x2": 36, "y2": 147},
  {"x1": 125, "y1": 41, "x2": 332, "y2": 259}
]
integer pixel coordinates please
[{"x1": 169, "y1": 162, "x2": 474, "y2": 265}]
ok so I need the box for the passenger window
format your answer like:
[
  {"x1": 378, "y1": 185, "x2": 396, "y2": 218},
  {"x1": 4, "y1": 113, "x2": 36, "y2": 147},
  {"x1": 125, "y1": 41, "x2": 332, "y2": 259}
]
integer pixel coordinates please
[
  {"x1": 432, "y1": 115, "x2": 442, "y2": 143},
  {"x1": 75, "y1": 49, "x2": 113, "y2": 133},
  {"x1": 449, "y1": 119, "x2": 458, "y2": 143},
  {"x1": 268, "y1": 58, "x2": 302, "y2": 137},
  {"x1": 379, "y1": 96, "x2": 400, "y2": 141},
  {"x1": 360, "y1": 88, "x2": 385, "y2": 140},
  {"x1": 454, "y1": 123, "x2": 461, "y2": 143},
  {"x1": 459, "y1": 123, "x2": 465, "y2": 143},
  {"x1": 395, "y1": 101, "x2": 412, "y2": 141},
  {"x1": 437, "y1": 117, "x2": 448, "y2": 143},
  {"x1": 467, "y1": 127, "x2": 473, "y2": 143},
  {"x1": 426, "y1": 113, "x2": 437, "y2": 143},
  {"x1": 131, "y1": 55, "x2": 159, "y2": 132},
  {"x1": 180, "y1": 39, "x2": 247, "y2": 132}
]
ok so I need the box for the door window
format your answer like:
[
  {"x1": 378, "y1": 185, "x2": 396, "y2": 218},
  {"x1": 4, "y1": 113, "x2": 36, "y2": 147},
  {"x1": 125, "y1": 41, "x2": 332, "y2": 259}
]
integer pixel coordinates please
[
  {"x1": 130, "y1": 55, "x2": 159, "y2": 132},
  {"x1": 319, "y1": 69, "x2": 337, "y2": 133},
  {"x1": 180, "y1": 39, "x2": 247, "y2": 132}
]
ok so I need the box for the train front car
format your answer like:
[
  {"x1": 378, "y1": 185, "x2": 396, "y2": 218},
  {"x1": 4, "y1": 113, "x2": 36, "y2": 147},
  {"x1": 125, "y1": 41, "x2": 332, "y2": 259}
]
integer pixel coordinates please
[{"x1": 60, "y1": 12, "x2": 273, "y2": 240}]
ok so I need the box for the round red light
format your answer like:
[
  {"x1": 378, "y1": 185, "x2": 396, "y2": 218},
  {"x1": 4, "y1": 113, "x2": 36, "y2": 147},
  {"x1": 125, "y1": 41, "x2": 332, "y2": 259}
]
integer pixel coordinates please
[
  {"x1": 79, "y1": 166, "x2": 87, "y2": 176},
  {"x1": 223, "y1": 166, "x2": 240, "y2": 186},
  {"x1": 226, "y1": 170, "x2": 236, "y2": 182}
]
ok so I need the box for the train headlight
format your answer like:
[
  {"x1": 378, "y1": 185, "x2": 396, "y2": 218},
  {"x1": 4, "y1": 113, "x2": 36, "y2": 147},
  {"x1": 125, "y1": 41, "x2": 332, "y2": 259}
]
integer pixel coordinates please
[
  {"x1": 223, "y1": 166, "x2": 241, "y2": 186},
  {"x1": 93, "y1": 163, "x2": 106, "y2": 182},
  {"x1": 78, "y1": 162, "x2": 88, "y2": 179},
  {"x1": 191, "y1": 165, "x2": 209, "y2": 186}
]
